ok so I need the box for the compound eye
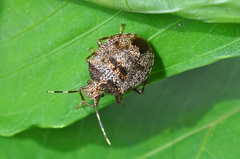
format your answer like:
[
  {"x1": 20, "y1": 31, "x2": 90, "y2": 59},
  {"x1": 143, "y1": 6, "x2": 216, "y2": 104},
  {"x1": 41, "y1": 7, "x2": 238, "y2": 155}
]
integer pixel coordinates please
[
  {"x1": 99, "y1": 92, "x2": 104, "y2": 97},
  {"x1": 87, "y1": 80, "x2": 92, "y2": 85}
]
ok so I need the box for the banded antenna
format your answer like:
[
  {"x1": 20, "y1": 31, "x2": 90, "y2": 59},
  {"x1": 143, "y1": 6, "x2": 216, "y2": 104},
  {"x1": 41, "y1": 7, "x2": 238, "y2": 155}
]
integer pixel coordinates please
[{"x1": 46, "y1": 90, "x2": 111, "y2": 145}]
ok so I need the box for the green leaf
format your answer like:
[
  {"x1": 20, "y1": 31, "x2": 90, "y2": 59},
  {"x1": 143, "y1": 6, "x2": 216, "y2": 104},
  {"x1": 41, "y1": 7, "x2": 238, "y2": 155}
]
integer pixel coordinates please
[
  {"x1": 1, "y1": 58, "x2": 240, "y2": 158},
  {"x1": 0, "y1": 0, "x2": 240, "y2": 157},
  {"x1": 86, "y1": 0, "x2": 240, "y2": 23}
]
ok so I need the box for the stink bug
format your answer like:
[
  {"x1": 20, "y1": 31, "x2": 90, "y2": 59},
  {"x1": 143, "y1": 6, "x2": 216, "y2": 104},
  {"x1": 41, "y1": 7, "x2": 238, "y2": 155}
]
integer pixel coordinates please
[{"x1": 47, "y1": 24, "x2": 154, "y2": 145}]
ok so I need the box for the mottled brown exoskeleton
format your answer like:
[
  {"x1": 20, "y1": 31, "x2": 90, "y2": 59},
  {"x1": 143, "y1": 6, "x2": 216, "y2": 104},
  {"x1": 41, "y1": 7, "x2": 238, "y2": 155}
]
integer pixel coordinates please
[{"x1": 47, "y1": 24, "x2": 154, "y2": 145}]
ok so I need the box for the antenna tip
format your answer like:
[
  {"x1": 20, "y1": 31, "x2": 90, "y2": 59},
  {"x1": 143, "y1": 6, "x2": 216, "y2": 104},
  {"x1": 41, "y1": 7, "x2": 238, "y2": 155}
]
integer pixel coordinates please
[{"x1": 106, "y1": 139, "x2": 111, "y2": 145}]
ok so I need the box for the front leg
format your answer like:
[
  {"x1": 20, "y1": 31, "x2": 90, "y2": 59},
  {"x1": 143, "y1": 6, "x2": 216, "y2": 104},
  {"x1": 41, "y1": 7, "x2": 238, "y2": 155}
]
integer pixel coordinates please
[{"x1": 76, "y1": 88, "x2": 95, "y2": 109}]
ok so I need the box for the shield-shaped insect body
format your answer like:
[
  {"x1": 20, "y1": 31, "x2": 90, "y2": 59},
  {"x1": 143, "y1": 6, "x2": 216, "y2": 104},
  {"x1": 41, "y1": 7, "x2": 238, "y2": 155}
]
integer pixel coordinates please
[{"x1": 47, "y1": 24, "x2": 154, "y2": 145}]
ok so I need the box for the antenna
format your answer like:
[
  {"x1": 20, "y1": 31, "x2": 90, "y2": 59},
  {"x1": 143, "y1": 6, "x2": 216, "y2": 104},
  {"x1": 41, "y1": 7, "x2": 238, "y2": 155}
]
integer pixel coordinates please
[
  {"x1": 47, "y1": 90, "x2": 111, "y2": 145},
  {"x1": 94, "y1": 106, "x2": 111, "y2": 145}
]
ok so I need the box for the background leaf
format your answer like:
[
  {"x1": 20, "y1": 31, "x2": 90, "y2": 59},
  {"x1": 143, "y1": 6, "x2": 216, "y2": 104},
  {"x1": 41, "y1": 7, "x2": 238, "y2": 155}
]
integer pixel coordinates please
[
  {"x1": 0, "y1": 0, "x2": 240, "y2": 158},
  {"x1": 86, "y1": 0, "x2": 240, "y2": 23}
]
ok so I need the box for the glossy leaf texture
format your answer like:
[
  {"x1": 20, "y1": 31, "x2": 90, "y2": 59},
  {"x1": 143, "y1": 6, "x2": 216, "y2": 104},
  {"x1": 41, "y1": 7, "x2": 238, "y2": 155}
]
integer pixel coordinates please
[
  {"x1": 0, "y1": 0, "x2": 240, "y2": 158},
  {"x1": 86, "y1": 0, "x2": 240, "y2": 23},
  {"x1": 1, "y1": 58, "x2": 240, "y2": 158}
]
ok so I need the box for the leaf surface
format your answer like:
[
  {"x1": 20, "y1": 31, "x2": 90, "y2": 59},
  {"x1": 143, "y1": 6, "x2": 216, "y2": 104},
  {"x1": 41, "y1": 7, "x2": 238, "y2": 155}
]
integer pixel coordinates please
[
  {"x1": 87, "y1": 0, "x2": 240, "y2": 23},
  {"x1": 0, "y1": 1, "x2": 240, "y2": 157}
]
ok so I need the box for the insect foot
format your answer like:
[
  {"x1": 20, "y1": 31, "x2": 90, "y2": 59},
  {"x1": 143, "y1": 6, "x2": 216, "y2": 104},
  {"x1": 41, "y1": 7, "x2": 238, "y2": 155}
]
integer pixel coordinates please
[{"x1": 47, "y1": 23, "x2": 154, "y2": 145}]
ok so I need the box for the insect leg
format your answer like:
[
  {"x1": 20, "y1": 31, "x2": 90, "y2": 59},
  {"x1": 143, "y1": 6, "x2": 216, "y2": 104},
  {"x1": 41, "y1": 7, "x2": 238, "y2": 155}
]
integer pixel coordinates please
[
  {"x1": 97, "y1": 23, "x2": 125, "y2": 46},
  {"x1": 86, "y1": 47, "x2": 96, "y2": 61},
  {"x1": 132, "y1": 81, "x2": 149, "y2": 94},
  {"x1": 119, "y1": 23, "x2": 125, "y2": 34},
  {"x1": 76, "y1": 89, "x2": 93, "y2": 108},
  {"x1": 47, "y1": 90, "x2": 110, "y2": 144},
  {"x1": 115, "y1": 95, "x2": 124, "y2": 106},
  {"x1": 97, "y1": 37, "x2": 111, "y2": 46}
]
